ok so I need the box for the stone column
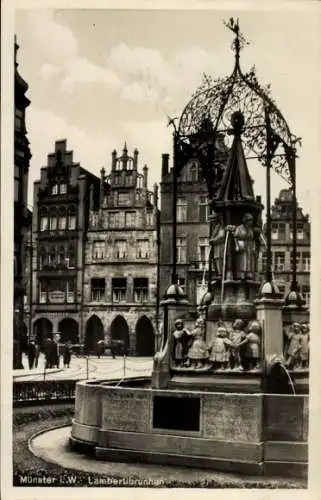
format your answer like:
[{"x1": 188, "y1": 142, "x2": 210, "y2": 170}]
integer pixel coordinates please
[
  {"x1": 255, "y1": 289, "x2": 284, "y2": 360},
  {"x1": 151, "y1": 284, "x2": 189, "y2": 389}
]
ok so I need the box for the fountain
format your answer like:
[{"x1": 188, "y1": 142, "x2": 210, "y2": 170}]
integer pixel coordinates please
[{"x1": 70, "y1": 19, "x2": 309, "y2": 479}]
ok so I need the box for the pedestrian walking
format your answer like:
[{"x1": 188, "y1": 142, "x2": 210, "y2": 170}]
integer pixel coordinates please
[
  {"x1": 63, "y1": 341, "x2": 72, "y2": 368},
  {"x1": 97, "y1": 339, "x2": 105, "y2": 359},
  {"x1": 44, "y1": 337, "x2": 53, "y2": 369},
  {"x1": 27, "y1": 338, "x2": 36, "y2": 369}
]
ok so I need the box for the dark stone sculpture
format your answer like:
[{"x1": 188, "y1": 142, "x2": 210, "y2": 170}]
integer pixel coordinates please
[{"x1": 172, "y1": 319, "x2": 192, "y2": 367}]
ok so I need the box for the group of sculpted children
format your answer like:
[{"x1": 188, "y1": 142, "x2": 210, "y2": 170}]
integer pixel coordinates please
[
  {"x1": 284, "y1": 322, "x2": 309, "y2": 370},
  {"x1": 172, "y1": 317, "x2": 261, "y2": 371}
]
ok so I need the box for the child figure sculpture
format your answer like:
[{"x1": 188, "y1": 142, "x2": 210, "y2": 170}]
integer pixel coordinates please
[
  {"x1": 238, "y1": 320, "x2": 261, "y2": 370},
  {"x1": 186, "y1": 318, "x2": 209, "y2": 369},
  {"x1": 285, "y1": 322, "x2": 302, "y2": 370},
  {"x1": 229, "y1": 319, "x2": 246, "y2": 371},
  {"x1": 172, "y1": 319, "x2": 192, "y2": 368},
  {"x1": 300, "y1": 323, "x2": 309, "y2": 369},
  {"x1": 208, "y1": 325, "x2": 233, "y2": 371}
]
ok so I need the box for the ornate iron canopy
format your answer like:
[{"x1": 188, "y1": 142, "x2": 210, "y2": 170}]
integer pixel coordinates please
[{"x1": 177, "y1": 18, "x2": 300, "y2": 186}]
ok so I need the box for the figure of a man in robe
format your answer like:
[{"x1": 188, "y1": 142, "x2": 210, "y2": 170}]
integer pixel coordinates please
[{"x1": 234, "y1": 213, "x2": 257, "y2": 280}]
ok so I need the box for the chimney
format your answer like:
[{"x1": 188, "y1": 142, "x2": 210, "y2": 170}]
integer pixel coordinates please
[
  {"x1": 143, "y1": 165, "x2": 148, "y2": 188},
  {"x1": 162, "y1": 153, "x2": 169, "y2": 178},
  {"x1": 100, "y1": 167, "x2": 105, "y2": 207},
  {"x1": 133, "y1": 148, "x2": 139, "y2": 169},
  {"x1": 153, "y1": 183, "x2": 159, "y2": 209},
  {"x1": 111, "y1": 150, "x2": 117, "y2": 171}
]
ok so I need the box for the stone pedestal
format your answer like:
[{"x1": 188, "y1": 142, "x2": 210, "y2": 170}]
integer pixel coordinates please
[{"x1": 207, "y1": 280, "x2": 260, "y2": 322}]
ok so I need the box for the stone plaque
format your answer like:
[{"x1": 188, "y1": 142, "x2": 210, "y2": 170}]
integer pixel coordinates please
[
  {"x1": 203, "y1": 394, "x2": 262, "y2": 442},
  {"x1": 102, "y1": 389, "x2": 151, "y2": 432},
  {"x1": 265, "y1": 395, "x2": 304, "y2": 441}
]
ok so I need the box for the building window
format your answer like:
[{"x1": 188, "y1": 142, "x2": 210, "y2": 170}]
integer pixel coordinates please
[
  {"x1": 91, "y1": 278, "x2": 105, "y2": 302},
  {"x1": 177, "y1": 276, "x2": 186, "y2": 293},
  {"x1": 115, "y1": 240, "x2": 127, "y2": 259},
  {"x1": 199, "y1": 196, "x2": 209, "y2": 222},
  {"x1": 58, "y1": 208, "x2": 67, "y2": 230},
  {"x1": 57, "y1": 246, "x2": 65, "y2": 266},
  {"x1": 93, "y1": 241, "x2": 105, "y2": 260},
  {"x1": 290, "y1": 251, "x2": 301, "y2": 271},
  {"x1": 40, "y1": 211, "x2": 49, "y2": 231},
  {"x1": 48, "y1": 279, "x2": 66, "y2": 303},
  {"x1": 60, "y1": 183, "x2": 67, "y2": 194},
  {"x1": 39, "y1": 281, "x2": 47, "y2": 303},
  {"x1": 260, "y1": 251, "x2": 267, "y2": 273},
  {"x1": 302, "y1": 252, "x2": 310, "y2": 272},
  {"x1": 198, "y1": 237, "x2": 209, "y2": 268},
  {"x1": 49, "y1": 209, "x2": 57, "y2": 230},
  {"x1": 125, "y1": 173, "x2": 132, "y2": 186},
  {"x1": 289, "y1": 224, "x2": 304, "y2": 240},
  {"x1": 189, "y1": 162, "x2": 198, "y2": 182},
  {"x1": 176, "y1": 237, "x2": 187, "y2": 263},
  {"x1": 146, "y1": 210, "x2": 154, "y2": 226},
  {"x1": 66, "y1": 245, "x2": 76, "y2": 268},
  {"x1": 271, "y1": 223, "x2": 279, "y2": 240},
  {"x1": 118, "y1": 192, "x2": 130, "y2": 206},
  {"x1": 112, "y1": 278, "x2": 127, "y2": 302},
  {"x1": 15, "y1": 108, "x2": 23, "y2": 130},
  {"x1": 51, "y1": 184, "x2": 58, "y2": 195},
  {"x1": 274, "y1": 251, "x2": 285, "y2": 272},
  {"x1": 66, "y1": 280, "x2": 75, "y2": 303},
  {"x1": 136, "y1": 239, "x2": 149, "y2": 259},
  {"x1": 302, "y1": 290, "x2": 310, "y2": 307},
  {"x1": 68, "y1": 206, "x2": 76, "y2": 230},
  {"x1": 114, "y1": 173, "x2": 121, "y2": 185},
  {"x1": 39, "y1": 247, "x2": 47, "y2": 270},
  {"x1": 177, "y1": 198, "x2": 187, "y2": 222},
  {"x1": 125, "y1": 211, "x2": 136, "y2": 227},
  {"x1": 134, "y1": 278, "x2": 149, "y2": 303}
]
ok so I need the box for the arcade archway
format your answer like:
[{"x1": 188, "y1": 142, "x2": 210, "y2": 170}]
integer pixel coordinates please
[
  {"x1": 33, "y1": 318, "x2": 53, "y2": 348},
  {"x1": 84, "y1": 315, "x2": 104, "y2": 353},
  {"x1": 58, "y1": 318, "x2": 79, "y2": 344},
  {"x1": 135, "y1": 316, "x2": 155, "y2": 356},
  {"x1": 110, "y1": 315, "x2": 130, "y2": 354}
]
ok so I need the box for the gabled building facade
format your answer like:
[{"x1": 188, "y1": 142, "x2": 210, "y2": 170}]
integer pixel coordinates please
[
  {"x1": 258, "y1": 188, "x2": 311, "y2": 306},
  {"x1": 31, "y1": 139, "x2": 101, "y2": 347},
  {"x1": 159, "y1": 134, "x2": 229, "y2": 308},
  {"x1": 83, "y1": 145, "x2": 159, "y2": 356},
  {"x1": 14, "y1": 36, "x2": 32, "y2": 368}
]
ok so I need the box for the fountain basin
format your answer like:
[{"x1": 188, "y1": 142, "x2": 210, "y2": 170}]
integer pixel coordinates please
[{"x1": 70, "y1": 378, "x2": 308, "y2": 478}]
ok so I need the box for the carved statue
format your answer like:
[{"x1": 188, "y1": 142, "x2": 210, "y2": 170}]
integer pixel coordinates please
[
  {"x1": 209, "y1": 213, "x2": 226, "y2": 278},
  {"x1": 208, "y1": 325, "x2": 233, "y2": 371},
  {"x1": 186, "y1": 318, "x2": 209, "y2": 369},
  {"x1": 285, "y1": 322, "x2": 302, "y2": 370},
  {"x1": 238, "y1": 320, "x2": 261, "y2": 370},
  {"x1": 234, "y1": 213, "x2": 257, "y2": 280},
  {"x1": 229, "y1": 319, "x2": 246, "y2": 370},
  {"x1": 300, "y1": 323, "x2": 310, "y2": 369},
  {"x1": 172, "y1": 319, "x2": 192, "y2": 368}
]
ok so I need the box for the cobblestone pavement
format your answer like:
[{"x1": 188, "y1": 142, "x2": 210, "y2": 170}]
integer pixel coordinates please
[{"x1": 14, "y1": 353, "x2": 153, "y2": 382}]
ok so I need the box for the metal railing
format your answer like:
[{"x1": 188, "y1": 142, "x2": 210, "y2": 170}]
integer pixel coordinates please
[{"x1": 13, "y1": 379, "x2": 77, "y2": 406}]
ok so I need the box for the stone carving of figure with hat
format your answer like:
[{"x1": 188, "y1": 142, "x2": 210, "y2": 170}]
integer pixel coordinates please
[
  {"x1": 209, "y1": 212, "x2": 226, "y2": 279},
  {"x1": 234, "y1": 212, "x2": 257, "y2": 280}
]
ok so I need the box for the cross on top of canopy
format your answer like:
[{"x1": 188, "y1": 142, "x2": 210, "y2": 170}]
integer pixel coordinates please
[{"x1": 177, "y1": 18, "x2": 301, "y2": 186}]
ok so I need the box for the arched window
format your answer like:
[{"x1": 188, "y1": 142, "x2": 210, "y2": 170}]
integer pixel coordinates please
[
  {"x1": 39, "y1": 208, "x2": 48, "y2": 232},
  {"x1": 49, "y1": 208, "x2": 57, "y2": 231},
  {"x1": 58, "y1": 207, "x2": 67, "y2": 230},
  {"x1": 51, "y1": 184, "x2": 58, "y2": 195},
  {"x1": 68, "y1": 206, "x2": 76, "y2": 230}
]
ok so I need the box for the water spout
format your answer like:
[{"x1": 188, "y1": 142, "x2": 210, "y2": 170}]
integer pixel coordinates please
[{"x1": 266, "y1": 354, "x2": 296, "y2": 395}]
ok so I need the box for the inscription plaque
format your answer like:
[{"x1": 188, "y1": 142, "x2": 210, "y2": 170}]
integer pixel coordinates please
[
  {"x1": 102, "y1": 389, "x2": 151, "y2": 432},
  {"x1": 203, "y1": 394, "x2": 262, "y2": 442}
]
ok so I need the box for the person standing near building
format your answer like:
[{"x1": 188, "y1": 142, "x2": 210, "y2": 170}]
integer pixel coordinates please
[
  {"x1": 63, "y1": 340, "x2": 72, "y2": 368},
  {"x1": 27, "y1": 338, "x2": 36, "y2": 369}
]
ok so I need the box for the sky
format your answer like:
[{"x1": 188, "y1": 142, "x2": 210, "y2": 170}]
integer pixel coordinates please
[{"x1": 14, "y1": 6, "x2": 321, "y2": 213}]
